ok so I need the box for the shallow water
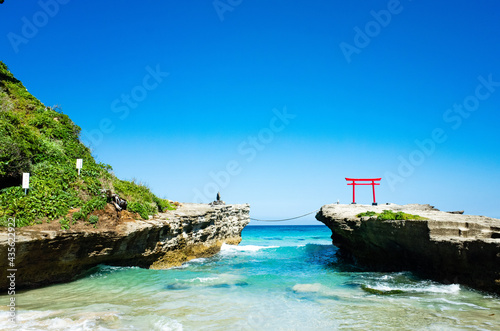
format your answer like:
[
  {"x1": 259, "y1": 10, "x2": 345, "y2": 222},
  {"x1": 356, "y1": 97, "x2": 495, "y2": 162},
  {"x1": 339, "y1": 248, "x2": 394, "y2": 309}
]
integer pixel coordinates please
[{"x1": 1, "y1": 225, "x2": 499, "y2": 330}]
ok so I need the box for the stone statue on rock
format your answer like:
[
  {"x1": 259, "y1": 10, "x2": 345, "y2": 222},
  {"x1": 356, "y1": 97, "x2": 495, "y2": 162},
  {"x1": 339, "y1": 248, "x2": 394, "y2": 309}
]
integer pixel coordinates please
[{"x1": 210, "y1": 192, "x2": 225, "y2": 206}]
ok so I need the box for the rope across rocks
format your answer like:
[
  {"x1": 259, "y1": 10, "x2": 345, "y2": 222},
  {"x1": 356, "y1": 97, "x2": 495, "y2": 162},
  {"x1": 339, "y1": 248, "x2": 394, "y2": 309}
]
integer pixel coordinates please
[{"x1": 250, "y1": 209, "x2": 320, "y2": 222}]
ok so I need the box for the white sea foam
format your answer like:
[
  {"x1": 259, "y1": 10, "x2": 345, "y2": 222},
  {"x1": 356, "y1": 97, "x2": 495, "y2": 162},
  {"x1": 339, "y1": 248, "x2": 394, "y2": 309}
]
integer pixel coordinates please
[
  {"x1": 150, "y1": 315, "x2": 183, "y2": 331},
  {"x1": 433, "y1": 298, "x2": 490, "y2": 310},
  {"x1": 0, "y1": 309, "x2": 185, "y2": 331},
  {"x1": 169, "y1": 264, "x2": 189, "y2": 270},
  {"x1": 424, "y1": 284, "x2": 461, "y2": 294},
  {"x1": 220, "y1": 243, "x2": 279, "y2": 253},
  {"x1": 184, "y1": 257, "x2": 207, "y2": 265},
  {"x1": 187, "y1": 277, "x2": 219, "y2": 283},
  {"x1": 0, "y1": 309, "x2": 121, "y2": 331},
  {"x1": 370, "y1": 283, "x2": 461, "y2": 294},
  {"x1": 166, "y1": 257, "x2": 208, "y2": 269}
]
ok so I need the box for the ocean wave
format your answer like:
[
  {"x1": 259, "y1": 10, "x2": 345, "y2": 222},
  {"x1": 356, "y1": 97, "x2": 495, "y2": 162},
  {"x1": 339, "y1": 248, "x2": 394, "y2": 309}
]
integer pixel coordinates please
[
  {"x1": 169, "y1": 264, "x2": 189, "y2": 270},
  {"x1": 0, "y1": 309, "x2": 120, "y2": 331},
  {"x1": 182, "y1": 257, "x2": 207, "y2": 266},
  {"x1": 0, "y1": 309, "x2": 185, "y2": 331},
  {"x1": 220, "y1": 243, "x2": 279, "y2": 253},
  {"x1": 152, "y1": 317, "x2": 183, "y2": 331},
  {"x1": 432, "y1": 298, "x2": 490, "y2": 310},
  {"x1": 369, "y1": 283, "x2": 461, "y2": 294},
  {"x1": 186, "y1": 277, "x2": 219, "y2": 283}
]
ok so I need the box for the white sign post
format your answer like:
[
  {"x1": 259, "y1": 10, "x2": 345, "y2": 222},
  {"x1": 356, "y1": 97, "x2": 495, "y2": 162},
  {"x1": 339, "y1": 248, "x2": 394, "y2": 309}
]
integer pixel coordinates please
[
  {"x1": 76, "y1": 159, "x2": 83, "y2": 175},
  {"x1": 22, "y1": 173, "x2": 30, "y2": 195}
]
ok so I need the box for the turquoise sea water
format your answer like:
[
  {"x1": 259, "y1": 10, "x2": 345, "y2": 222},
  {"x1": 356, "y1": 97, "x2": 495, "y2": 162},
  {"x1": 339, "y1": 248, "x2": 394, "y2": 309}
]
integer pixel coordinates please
[{"x1": 2, "y1": 225, "x2": 500, "y2": 330}]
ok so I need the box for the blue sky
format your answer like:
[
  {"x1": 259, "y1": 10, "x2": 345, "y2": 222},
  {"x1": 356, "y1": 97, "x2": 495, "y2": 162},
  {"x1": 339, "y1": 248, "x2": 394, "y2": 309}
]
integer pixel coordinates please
[{"x1": 1, "y1": 0, "x2": 499, "y2": 224}]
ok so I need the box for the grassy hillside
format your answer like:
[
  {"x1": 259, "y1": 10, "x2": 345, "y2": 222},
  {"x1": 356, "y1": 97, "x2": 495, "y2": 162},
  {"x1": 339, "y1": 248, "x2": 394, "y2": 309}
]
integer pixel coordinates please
[{"x1": 0, "y1": 61, "x2": 174, "y2": 227}]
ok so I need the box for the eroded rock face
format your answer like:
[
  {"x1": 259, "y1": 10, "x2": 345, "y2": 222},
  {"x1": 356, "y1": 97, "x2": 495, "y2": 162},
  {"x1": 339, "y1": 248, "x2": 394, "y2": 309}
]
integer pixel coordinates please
[
  {"x1": 316, "y1": 204, "x2": 500, "y2": 294},
  {"x1": 0, "y1": 203, "x2": 249, "y2": 290}
]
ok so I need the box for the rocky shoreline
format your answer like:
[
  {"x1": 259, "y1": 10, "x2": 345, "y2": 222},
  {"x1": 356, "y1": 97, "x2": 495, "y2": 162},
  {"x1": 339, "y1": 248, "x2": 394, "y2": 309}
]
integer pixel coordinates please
[
  {"x1": 0, "y1": 203, "x2": 249, "y2": 290},
  {"x1": 316, "y1": 203, "x2": 500, "y2": 294}
]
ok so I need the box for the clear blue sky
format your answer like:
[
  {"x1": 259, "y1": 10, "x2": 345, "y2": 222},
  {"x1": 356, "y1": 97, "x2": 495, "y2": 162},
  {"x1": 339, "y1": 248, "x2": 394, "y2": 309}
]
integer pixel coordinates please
[{"x1": 1, "y1": 0, "x2": 499, "y2": 224}]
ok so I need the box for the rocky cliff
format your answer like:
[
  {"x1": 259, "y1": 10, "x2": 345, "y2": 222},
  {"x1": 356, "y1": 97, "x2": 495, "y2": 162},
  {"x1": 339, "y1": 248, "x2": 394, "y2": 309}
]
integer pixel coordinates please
[
  {"x1": 316, "y1": 204, "x2": 500, "y2": 294},
  {"x1": 0, "y1": 203, "x2": 249, "y2": 290}
]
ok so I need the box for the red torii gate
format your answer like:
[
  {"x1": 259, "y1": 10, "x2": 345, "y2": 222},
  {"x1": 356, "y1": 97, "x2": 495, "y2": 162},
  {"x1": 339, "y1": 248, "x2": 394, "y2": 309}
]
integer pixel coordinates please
[{"x1": 345, "y1": 178, "x2": 381, "y2": 205}]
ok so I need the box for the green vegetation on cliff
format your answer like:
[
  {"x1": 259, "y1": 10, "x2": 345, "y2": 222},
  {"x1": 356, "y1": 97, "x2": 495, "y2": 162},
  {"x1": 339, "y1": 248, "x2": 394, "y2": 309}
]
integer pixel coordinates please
[
  {"x1": 356, "y1": 210, "x2": 426, "y2": 220},
  {"x1": 0, "y1": 62, "x2": 174, "y2": 227}
]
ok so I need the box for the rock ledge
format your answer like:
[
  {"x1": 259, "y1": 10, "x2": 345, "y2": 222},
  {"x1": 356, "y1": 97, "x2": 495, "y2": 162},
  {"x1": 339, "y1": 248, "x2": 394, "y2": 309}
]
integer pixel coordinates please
[
  {"x1": 316, "y1": 203, "x2": 500, "y2": 294},
  {"x1": 0, "y1": 203, "x2": 249, "y2": 290}
]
